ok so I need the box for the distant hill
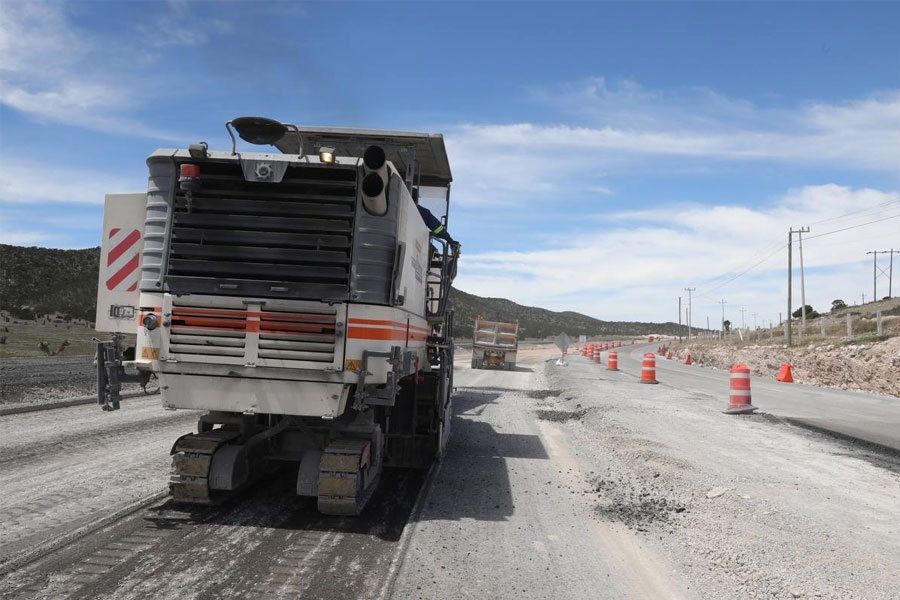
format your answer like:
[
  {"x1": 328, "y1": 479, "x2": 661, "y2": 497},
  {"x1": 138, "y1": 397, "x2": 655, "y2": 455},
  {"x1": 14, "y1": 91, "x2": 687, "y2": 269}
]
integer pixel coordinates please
[
  {"x1": 0, "y1": 245, "x2": 101, "y2": 321},
  {"x1": 1, "y1": 244, "x2": 693, "y2": 338},
  {"x1": 450, "y1": 288, "x2": 689, "y2": 339}
]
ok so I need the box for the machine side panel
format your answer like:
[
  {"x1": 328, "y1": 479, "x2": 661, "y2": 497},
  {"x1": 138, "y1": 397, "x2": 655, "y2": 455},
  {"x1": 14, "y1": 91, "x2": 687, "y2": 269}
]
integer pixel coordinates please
[
  {"x1": 349, "y1": 169, "x2": 400, "y2": 304},
  {"x1": 393, "y1": 177, "x2": 431, "y2": 314},
  {"x1": 141, "y1": 152, "x2": 177, "y2": 293},
  {"x1": 345, "y1": 304, "x2": 429, "y2": 377},
  {"x1": 95, "y1": 193, "x2": 148, "y2": 333}
]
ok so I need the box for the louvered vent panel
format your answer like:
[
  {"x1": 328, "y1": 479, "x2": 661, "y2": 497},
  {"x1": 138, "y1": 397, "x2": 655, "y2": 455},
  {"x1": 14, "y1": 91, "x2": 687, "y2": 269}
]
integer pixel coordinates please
[
  {"x1": 169, "y1": 303, "x2": 248, "y2": 358},
  {"x1": 167, "y1": 161, "x2": 357, "y2": 300},
  {"x1": 258, "y1": 306, "x2": 337, "y2": 363}
]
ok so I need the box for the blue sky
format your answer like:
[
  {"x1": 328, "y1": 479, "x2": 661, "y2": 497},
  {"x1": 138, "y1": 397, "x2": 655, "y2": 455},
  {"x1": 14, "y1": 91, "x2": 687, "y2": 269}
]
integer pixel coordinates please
[{"x1": 2, "y1": 1, "x2": 899, "y2": 324}]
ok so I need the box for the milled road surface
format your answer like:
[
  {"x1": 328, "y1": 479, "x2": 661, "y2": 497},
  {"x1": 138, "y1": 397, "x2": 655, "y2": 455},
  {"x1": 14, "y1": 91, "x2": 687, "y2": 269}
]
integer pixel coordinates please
[
  {"x1": 3, "y1": 344, "x2": 898, "y2": 599},
  {"x1": 390, "y1": 346, "x2": 687, "y2": 598},
  {"x1": 0, "y1": 395, "x2": 424, "y2": 599},
  {"x1": 0, "y1": 396, "x2": 197, "y2": 572}
]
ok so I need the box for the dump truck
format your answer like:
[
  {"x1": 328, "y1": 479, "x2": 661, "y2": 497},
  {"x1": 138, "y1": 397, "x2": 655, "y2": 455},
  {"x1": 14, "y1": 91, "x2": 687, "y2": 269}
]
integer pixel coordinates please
[
  {"x1": 94, "y1": 116, "x2": 459, "y2": 515},
  {"x1": 471, "y1": 317, "x2": 518, "y2": 370}
]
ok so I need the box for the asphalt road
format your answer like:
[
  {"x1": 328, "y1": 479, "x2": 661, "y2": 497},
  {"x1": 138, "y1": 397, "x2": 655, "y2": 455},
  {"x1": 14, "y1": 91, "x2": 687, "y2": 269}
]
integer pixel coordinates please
[
  {"x1": 6, "y1": 342, "x2": 895, "y2": 599},
  {"x1": 1, "y1": 346, "x2": 687, "y2": 600},
  {"x1": 389, "y1": 346, "x2": 686, "y2": 599},
  {"x1": 608, "y1": 343, "x2": 900, "y2": 452}
]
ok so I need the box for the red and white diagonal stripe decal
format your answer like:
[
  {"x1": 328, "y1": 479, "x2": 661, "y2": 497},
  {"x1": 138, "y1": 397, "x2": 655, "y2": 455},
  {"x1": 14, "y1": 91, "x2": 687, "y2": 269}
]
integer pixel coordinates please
[{"x1": 105, "y1": 228, "x2": 141, "y2": 292}]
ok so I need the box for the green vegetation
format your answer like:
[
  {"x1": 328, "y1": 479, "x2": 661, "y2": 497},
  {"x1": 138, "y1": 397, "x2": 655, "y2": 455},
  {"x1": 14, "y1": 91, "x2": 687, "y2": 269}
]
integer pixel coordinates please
[
  {"x1": 792, "y1": 305, "x2": 820, "y2": 319},
  {"x1": 1, "y1": 244, "x2": 100, "y2": 321}
]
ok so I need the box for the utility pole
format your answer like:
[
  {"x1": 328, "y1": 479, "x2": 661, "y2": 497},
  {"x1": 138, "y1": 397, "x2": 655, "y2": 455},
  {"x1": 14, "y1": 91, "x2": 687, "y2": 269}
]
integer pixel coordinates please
[
  {"x1": 752, "y1": 312, "x2": 758, "y2": 330},
  {"x1": 787, "y1": 227, "x2": 809, "y2": 347},
  {"x1": 684, "y1": 288, "x2": 695, "y2": 340},
  {"x1": 707, "y1": 316, "x2": 710, "y2": 336},
  {"x1": 739, "y1": 307, "x2": 747, "y2": 330},
  {"x1": 799, "y1": 228, "x2": 809, "y2": 339},
  {"x1": 718, "y1": 299, "x2": 727, "y2": 339},
  {"x1": 678, "y1": 296, "x2": 682, "y2": 342}
]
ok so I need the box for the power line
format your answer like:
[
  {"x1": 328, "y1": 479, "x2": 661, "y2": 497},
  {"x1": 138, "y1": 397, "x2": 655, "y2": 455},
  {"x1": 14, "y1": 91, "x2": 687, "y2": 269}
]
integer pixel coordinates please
[
  {"x1": 702, "y1": 243, "x2": 786, "y2": 293},
  {"x1": 699, "y1": 212, "x2": 900, "y2": 299},
  {"x1": 808, "y1": 198, "x2": 900, "y2": 226},
  {"x1": 804, "y1": 213, "x2": 900, "y2": 241},
  {"x1": 700, "y1": 236, "x2": 785, "y2": 287},
  {"x1": 700, "y1": 202, "x2": 899, "y2": 291}
]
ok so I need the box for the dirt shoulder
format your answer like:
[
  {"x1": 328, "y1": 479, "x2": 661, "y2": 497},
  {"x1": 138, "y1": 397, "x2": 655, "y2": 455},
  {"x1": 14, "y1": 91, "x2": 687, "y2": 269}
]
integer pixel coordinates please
[
  {"x1": 540, "y1": 356, "x2": 900, "y2": 599},
  {"x1": 0, "y1": 356, "x2": 145, "y2": 409},
  {"x1": 670, "y1": 336, "x2": 900, "y2": 398}
]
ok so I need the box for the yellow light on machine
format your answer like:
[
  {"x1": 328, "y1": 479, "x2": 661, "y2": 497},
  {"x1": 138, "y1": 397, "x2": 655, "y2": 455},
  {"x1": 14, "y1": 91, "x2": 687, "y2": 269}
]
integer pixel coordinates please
[{"x1": 319, "y1": 146, "x2": 335, "y2": 164}]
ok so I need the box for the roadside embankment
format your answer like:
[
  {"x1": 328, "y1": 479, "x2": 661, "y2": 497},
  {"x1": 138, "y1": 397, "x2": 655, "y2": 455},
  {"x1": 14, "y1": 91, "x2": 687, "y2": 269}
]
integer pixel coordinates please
[{"x1": 671, "y1": 336, "x2": 900, "y2": 398}]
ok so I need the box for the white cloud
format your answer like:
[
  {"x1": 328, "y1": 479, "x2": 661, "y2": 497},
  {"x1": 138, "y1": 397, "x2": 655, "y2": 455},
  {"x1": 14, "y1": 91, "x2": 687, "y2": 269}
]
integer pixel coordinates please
[
  {"x1": 139, "y1": 1, "x2": 233, "y2": 48},
  {"x1": 0, "y1": 0, "x2": 219, "y2": 140},
  {"x1": 0, "y1": 222, "x2": 53, "y2": 245},
  {"x1": 455, "y1": 185, "x2": 900, "y2": 322},
  {"x1": 0, "y1": 156, "x2": 142, "y2": 204},
  {"x1": 444, "y1": 80, "x2": 900, "y2": 208}
]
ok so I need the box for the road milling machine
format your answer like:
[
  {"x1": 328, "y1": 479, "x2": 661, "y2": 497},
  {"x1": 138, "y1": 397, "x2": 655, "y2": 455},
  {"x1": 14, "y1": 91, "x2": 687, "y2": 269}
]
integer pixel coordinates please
[{"x1": 94, "y1": 117, "x2": 459, "y2": 515}]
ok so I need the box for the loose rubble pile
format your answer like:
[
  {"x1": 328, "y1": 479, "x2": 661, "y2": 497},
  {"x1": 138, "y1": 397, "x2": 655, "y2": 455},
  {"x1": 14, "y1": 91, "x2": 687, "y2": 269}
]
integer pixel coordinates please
[{"x1": 673, "y1": 336, "x2": 900, "y2": 398}]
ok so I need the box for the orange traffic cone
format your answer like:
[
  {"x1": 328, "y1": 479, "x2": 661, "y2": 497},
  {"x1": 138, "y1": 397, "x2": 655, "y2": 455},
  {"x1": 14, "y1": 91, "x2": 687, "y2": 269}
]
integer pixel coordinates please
[
  {"x1": 640, "y1": 353, "x2": 658, "y2": 384},
  {"x1": 775, "y1": 363, "x2": 794, "y2": 383},
  {"x1": 684, "y1": 353, "x2": 693, "y2": 365},
  {"x1": 593, "y1": 347, "x2": 601, "y2": 363},
  {"x1": 666, "y1": 351, "x2": 672, "y2": 360},
  {"x1": 725, "y1": 364, "x2": 758, "y2": 414},
  {"x1": 607, "y1": 350, "x2": 619, "y2": 371}
]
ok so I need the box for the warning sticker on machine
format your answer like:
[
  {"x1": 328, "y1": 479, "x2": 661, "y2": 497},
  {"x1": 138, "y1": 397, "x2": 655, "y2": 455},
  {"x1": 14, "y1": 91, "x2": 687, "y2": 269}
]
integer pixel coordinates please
[{"x1": 141, "y1": 347, "x2": 160, "y2": 360}]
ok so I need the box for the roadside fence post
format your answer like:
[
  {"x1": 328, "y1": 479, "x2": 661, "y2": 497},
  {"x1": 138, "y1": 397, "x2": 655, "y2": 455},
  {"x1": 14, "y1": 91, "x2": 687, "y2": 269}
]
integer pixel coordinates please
[
  {"x1": 877, "y1": 311, "x2": 883, "y2": 337},
  {"x1": 846, "y1": 313, "x2": 852, "y2": 338}
]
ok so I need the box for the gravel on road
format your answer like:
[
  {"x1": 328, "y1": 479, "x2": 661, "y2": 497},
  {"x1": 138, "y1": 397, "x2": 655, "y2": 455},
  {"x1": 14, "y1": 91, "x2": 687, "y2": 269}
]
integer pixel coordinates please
[
  {"x1": 542, "y1": 351, "x2": 900, "y2": 599},
  {"x1": 390, "y1": 346, "x2": 688, "y2": 599}
]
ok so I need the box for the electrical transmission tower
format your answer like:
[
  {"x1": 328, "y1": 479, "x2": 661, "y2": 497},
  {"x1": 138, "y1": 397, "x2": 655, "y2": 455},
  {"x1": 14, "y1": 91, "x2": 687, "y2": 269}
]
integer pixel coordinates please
[{"x1": 867, "y1": 249, "x2": 900, "y2": 301}]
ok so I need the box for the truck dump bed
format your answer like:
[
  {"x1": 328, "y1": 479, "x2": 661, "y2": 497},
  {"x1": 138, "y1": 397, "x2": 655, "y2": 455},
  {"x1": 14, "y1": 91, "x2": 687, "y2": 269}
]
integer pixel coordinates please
[
  {"x1": 473, "y1": 319, "x2": 519, "y2": 348},
  {"x1": 471, "y1": 318, "x2": 519, "y2": 369}
]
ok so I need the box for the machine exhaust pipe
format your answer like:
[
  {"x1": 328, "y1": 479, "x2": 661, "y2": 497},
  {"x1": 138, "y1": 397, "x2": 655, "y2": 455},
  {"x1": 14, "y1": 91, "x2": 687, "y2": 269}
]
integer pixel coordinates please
[{"x1": 361, "y1": 145, "x2": 388, "y2": 216}]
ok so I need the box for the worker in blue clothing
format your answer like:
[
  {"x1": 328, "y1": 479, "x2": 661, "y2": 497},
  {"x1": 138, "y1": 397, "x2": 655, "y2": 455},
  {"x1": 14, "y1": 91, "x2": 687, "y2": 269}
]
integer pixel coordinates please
[
  {"x1": 416, "y1": 204, "x2": 455, "y2": 244},
  {"x1": 412, "y1": 189, "x2": 456, "y2": 245}
]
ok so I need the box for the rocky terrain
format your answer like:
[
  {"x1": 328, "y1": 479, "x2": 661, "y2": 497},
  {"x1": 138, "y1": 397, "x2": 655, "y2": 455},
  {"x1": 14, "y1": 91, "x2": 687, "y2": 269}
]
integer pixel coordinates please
[{"x1": 671, "y1": 336, "x2": 900, "y2": 398}]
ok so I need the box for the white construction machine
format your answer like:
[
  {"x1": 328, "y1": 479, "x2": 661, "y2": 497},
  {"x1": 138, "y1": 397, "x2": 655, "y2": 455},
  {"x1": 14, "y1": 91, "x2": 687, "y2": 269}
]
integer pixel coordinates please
[{"x1": 94, "y1": 117, "x2": 459, "y2": 515}]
